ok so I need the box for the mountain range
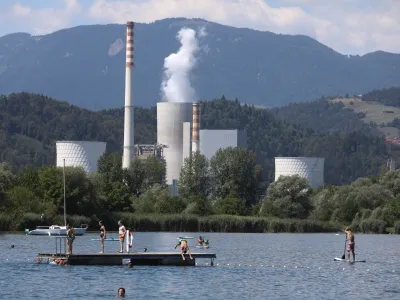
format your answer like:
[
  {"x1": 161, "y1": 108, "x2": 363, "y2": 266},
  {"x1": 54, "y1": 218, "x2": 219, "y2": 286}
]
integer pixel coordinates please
[{"x1": 1, "y1": 18, "x2": 400, "y2": 110}]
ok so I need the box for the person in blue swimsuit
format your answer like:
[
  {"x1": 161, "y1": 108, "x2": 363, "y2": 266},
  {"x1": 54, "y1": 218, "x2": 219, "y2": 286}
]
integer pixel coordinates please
[{"x1": 66, "y1": 224, "x2": 75, "y2": 254}]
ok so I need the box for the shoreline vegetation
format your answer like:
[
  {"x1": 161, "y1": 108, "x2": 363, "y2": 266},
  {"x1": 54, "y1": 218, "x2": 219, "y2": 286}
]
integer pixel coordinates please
[
  {"x1": 1, "y1": 213, "x2": 399, "y2": 234},
  {"x1": 0, "y1": 147, "x2": 399, "y2": 235}
]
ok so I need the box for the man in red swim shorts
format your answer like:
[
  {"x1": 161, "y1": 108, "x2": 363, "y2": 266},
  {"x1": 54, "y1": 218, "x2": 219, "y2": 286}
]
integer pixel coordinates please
[{"x1": 345, "y1": 227, "x2": 355, "y2": 262}]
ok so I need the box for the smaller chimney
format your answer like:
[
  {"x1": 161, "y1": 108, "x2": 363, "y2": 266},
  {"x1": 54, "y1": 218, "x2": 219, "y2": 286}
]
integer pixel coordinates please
[{"x1": 192, "y1": 103, "x2": 200, "y2": 153}]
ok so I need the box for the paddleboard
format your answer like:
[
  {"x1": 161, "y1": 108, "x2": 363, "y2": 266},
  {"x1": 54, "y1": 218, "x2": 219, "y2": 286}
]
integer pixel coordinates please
[
  {"x1": 91, "y1": 238, "x2": 120, "y2": 242},
  {"x1": 177, "y1": 236, "x2": 194, "y2": 239},
  {"x1": 334, "y1": 257, "x2": 366, "y2": 262}
]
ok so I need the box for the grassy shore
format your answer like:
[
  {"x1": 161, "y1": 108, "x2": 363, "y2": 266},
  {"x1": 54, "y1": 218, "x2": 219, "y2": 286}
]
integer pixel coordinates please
[
  {"x1": 0, "y1": 212, "x2": 341, "y2": 233},
  {"x1": 1, "y1": 212, "x2": 396, "y2": 234}
]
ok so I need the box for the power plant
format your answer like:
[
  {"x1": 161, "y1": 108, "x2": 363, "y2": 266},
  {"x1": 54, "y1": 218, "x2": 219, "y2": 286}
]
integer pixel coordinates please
[
  {"x1": 56, "y1": 141, "x2": 106, "y2": 173},
  {"x1": 122, "y1": 21, "x2": 135, "y2": 169},
  {"x1": 157, "y1": 102, "x2": 193, "y2": 185},
  {"x1": 274, "y1": 157, "x2": 325, "y2": 189},
  {"x1": 192, "y1": 103, "x2": 200, "y2": 153}
]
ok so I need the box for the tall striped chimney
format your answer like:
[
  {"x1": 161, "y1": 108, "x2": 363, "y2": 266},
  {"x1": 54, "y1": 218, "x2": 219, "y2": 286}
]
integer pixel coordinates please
[
  {"x1": 122, "y1": 21, "x2": 135, "y2": 169},
  {"x1": 192, "y1": 103, "x2": 200, "y2": 153}
]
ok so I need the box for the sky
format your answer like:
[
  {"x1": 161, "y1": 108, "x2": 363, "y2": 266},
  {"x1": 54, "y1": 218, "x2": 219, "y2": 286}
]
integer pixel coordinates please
[{"x1": 0, "y1": 0, "x2": 399, "y2": 55}]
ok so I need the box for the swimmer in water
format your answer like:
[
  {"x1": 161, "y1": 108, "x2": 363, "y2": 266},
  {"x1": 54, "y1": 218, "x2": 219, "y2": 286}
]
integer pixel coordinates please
[
  {"x1": 174, "y1": 238, "x2": 193, "y2": 261},
  {"x1": 117, "y1": 287, "x2": 125, "y2": 298},
  {"x1": 198, "y1": 236, "x2": 204, "y2": 246}
]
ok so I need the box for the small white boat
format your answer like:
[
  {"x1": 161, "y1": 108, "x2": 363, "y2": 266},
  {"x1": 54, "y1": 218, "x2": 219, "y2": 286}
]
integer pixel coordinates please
[{"x1": 28, "y1": 225, "x2": 87, "y2": 236}]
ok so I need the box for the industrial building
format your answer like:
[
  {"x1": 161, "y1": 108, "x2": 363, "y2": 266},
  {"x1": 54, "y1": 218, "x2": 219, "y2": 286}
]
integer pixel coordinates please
[
  {"x1": 134, "y1": 144, "x2": 166, "y2": 160},
  {"x1": 56, "y1": 141, "x2": 106, "y2": 173},
  {"x1": 199, "y1": 129, "x2": 247, "y2": 160},
  {"x1": 122, "y1": 21, "x2": 135, "y2": 169},
  {"x1": 274, "y1": 157, "x2": 324, "y2": 189},
  {"x1": 157, "y1": 102, "x2": 193, "y2": 185}
]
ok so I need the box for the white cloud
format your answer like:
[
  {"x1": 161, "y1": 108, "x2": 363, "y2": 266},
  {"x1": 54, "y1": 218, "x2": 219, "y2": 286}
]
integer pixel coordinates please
[
  {"x1": 1, "y1": 0, "x2": 400, "y2": 54},
  {"x1": 12, "y1": 3, "x2": 31, "y2": 16},
  {"x1": 88, "y1": 0, "x2": 400, "y2": 55},
  {"x1": 7, "y1": 0, "x2": 81, "y2": 35}
]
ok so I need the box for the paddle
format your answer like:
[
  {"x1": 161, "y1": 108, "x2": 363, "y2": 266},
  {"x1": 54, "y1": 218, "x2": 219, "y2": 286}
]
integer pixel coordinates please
[{"x1": 341, "y1": 233, "x2": 347, "y2": 259}]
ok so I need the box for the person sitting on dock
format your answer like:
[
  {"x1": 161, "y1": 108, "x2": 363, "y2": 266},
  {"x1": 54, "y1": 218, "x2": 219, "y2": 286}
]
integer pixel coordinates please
[
  {"x1": 174, "y1": 238, "x2": 193, "y2": 261},
  {"x1": 66, "y1": 224, "x2": 75, "y2": 254},
  {"x1": 118, "y1": 220, "x2": 126, "y2": 253},
  {"x1": 198, "y1": 236, "x2": 204, "y2": 246},
  {"x1": 99, "y1": 221, "x2": 106, "y2": 253}
]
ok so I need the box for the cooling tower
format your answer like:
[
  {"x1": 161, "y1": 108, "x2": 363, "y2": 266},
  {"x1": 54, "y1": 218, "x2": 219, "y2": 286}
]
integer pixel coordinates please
[
  {"x1": 56, "y1": 141, "x2": 106, "y2": 173},
  {"x1": 274, "y1": 157, "x2": 324, "y2": 188},
  {"x1": 122, "y1": 21, "x2": 135, "y2": 169},
  {"x1": 157, "y1": 102, "x2": 193, "y2": 184},
  {"x1": 192, "y1": 103, "x2": 200, "y2": 153}
]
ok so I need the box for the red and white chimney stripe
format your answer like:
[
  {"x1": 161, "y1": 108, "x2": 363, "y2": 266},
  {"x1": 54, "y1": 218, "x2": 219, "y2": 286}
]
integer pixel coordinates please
[{"x1": 126, "y1": 21, "x2": 134, "y2": 67}]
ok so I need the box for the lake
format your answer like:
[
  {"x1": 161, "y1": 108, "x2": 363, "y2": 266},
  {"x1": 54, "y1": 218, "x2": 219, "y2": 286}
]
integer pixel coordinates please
[{"x1": 0, "y1": 232, "x2": 399, "y2": 299}]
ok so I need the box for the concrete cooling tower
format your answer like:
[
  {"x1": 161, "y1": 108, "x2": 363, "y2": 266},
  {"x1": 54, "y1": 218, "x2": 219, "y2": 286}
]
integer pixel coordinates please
[
  {"x1": 274, "y1": 157, "x2": 324, "y2": 188},
  {"x1": 56, "y1": 141, "x2": 106, "y2": 173},
  {"x1": 157, "y1": 102, "x2": 193, "y2": 184}
]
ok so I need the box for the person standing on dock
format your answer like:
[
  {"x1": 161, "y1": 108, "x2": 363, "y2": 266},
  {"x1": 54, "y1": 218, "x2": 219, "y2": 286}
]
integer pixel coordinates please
[
  {"x1": 99, "y1": 221, "x2": 106, "y2": 253},
  {"x1": 174, "y1": 238, "x2": 193, "y2": 261},
  {"x1": 118, "y1": 220, "x2": 126, "y2": 253},
  {"x1": 66, "y1": 224, "x2": 75, "y2": 254}
]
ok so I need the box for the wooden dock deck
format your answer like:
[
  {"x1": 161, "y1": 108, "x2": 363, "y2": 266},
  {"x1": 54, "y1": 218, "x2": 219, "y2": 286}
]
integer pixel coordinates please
[{"x1": 36, "y1": 252, "x2": 217, "y2": 266}]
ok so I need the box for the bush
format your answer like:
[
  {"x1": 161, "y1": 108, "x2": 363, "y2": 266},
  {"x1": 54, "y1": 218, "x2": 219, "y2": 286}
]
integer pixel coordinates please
[
  {"x1": 215, "y1": 196, "x2": 247, "y2": 216},
  {"x1": 17, "y1": 213, "x2": 43, "y2": 230},
  {"x1": 156, "y1": 196, "x2": 187, "y2": 214},
  {"x1": 0, "y1": 213, "x2": 13, "y2": 231},
  {"x1": 358, "y1": 219, "x2": 387, "y2": 233},
  {"x1": 394, "y1": 220, "x2": 400, "y2": 234}
]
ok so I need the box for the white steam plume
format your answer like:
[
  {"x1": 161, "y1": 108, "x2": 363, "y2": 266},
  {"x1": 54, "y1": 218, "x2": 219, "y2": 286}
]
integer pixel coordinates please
[{"x1": 161, "y1": 28, "x2": 200, "y2": 103}]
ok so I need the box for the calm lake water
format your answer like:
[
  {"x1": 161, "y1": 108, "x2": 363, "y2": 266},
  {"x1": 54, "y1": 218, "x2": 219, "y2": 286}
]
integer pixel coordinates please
[{"x1": 0, "y1": 232, "x2": 399, "y2": 299}]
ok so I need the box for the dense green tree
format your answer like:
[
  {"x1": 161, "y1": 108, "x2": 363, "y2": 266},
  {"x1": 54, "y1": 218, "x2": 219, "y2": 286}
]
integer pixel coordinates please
[
  {"x1": 210, "y1": 147, "x2": 262, "y2": 205},
  {"x1": 142, "y1": 156, "x2": 166, "y2": 191},
  {"x1": 0, "y1": 163, "x2": 14, "y2": 208},
  {"x1": 261, "y1": 175, "x2": 313, "y2": 219},
  {"x1": 215, "y1": 193, "x2": 247, "y2": 216},
  {"x1": 179, "y1": 152, "x2": 210, "y2": 200}
]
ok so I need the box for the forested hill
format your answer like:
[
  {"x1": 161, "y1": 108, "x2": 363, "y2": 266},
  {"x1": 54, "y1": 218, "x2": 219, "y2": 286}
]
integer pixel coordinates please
[
  {"x1": 1, "y1": 92, "x2": 398, "y2": 186},
  {"x1": 1, "y1": 18, "x2": 400, "y2": 109},
  {"x1": 0, "y1": 93, "x2": 156, "y2": 167},
  {"x1": 269, "y1": 98, "x2": 379, "y2": 135},
  {"x1": 362, "y1": 87, "x2": 400, "y2": 107}
]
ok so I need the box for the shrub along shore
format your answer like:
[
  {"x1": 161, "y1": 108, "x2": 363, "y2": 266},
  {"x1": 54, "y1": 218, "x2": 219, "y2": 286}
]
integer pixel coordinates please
[{"x1": 1, "y1": 212, "x2": 399, "y2": 234}]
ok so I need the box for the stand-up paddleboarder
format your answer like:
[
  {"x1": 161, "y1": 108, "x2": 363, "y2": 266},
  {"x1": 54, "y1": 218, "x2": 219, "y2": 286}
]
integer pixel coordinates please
[{"x1": 345, "y1": 227, "x2": 355, "y2": 263}]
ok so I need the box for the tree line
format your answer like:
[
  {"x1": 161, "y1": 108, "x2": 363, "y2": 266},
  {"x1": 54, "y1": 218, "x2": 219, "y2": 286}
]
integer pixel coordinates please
[{"x1": 0, "y1": 147, "x2": 399, "y2": 233}]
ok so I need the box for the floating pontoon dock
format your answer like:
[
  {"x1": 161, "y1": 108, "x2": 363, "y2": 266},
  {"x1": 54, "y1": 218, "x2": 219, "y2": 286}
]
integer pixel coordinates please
[{"x1": 36, "y1": 252, "x2": 216, "y2": 266}]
